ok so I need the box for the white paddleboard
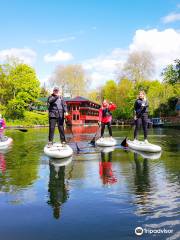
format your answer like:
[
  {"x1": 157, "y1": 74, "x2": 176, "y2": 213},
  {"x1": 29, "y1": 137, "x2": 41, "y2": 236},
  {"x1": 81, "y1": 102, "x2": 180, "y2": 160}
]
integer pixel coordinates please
[
  {"x1": 0, "y1": 137, "x2": 13, "y2": 149},
  {"x1": 127, "y1": 140, "x2": 161, "y2": 153},
  {"x1": 44, "y1": 143, "x2": 73, "y2": 159},
  {"x1": 96, "y1": 137, "x2": 117, "y2": 147}
]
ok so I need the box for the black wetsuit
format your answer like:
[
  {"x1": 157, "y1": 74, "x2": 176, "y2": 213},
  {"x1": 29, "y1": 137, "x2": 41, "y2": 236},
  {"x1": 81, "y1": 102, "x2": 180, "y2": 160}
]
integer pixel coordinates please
[
  {"x1": 47, "y1": 95, "x2": 67, "y2": 143},
  {"x1": 134, "y1": 98, "x2": 149, "y2": 140}
]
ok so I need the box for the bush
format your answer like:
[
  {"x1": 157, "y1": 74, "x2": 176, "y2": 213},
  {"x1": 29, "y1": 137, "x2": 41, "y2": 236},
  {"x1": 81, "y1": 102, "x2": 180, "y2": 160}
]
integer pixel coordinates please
[
  {"x1": 0, "y1": 104, "x2": 6, "y2": 116},
  {"x1": 5, "y1": 99, "x2": 27, "y2": 119},
  {"x1": 6, "y1": 111, "x2": 48, "y2": 127},
  {"x1": 24, "y1": 111, "x2": 48, "y2": 125}
]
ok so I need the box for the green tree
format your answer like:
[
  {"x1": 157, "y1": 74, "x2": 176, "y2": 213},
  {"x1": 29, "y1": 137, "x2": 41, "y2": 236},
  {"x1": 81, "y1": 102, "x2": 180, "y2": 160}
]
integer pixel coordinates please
[
  {"x1": 116, "y1": 78, "x2": 135, "y2": 119},
  {"x1": 147, "y1": 81, "x2": 174, "y2": 116},
  {"x1": 0, "y1": 61, "x2": 40, "y2": 119},
  {"x1": 162, "y1": 59, "x2": 180, "y2": 85},
  {"x1": 5, "y1": 98, "x2": 27, "y2": 119},
  {"x1": 40, "y1": 84, "x2": 49, "y2": 97},
  {"x1": 8, "y1": 64, "x2": 40, "y2": 103},
  {"x1": 102, "y1": 80, "x2": 117, "y2": 103},
  {"x1": 88, "y1": 90, "x2": 101, "y2": 104},
  {"x1": 134, "y1": 79, "x2": 153, "y2": 95},
  {"x1": 0, "y1": 63, "x2": 13, "y2": 105}
]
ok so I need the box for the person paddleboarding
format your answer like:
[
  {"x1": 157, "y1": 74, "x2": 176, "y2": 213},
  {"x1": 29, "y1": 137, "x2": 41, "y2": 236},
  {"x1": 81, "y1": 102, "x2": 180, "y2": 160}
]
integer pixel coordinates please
[
  {"x1": 0, "y1": 114, "x2": 6, "y2": 141},
  {"x1": 47, "y1": 87, "x2": 68, "y2": 147},
  {"x1": 134, "y1": 90, "x2": 149, "y2": 143},
  {"x1": 98, "y1": 99, "x2": 116, "y2": 141}
]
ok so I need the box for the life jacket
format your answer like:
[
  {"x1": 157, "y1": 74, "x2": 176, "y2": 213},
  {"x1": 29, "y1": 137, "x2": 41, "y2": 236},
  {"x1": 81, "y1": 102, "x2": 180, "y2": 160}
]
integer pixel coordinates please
[{"x1": 0, "y1": 120, "x2": 3, "y2": 128}]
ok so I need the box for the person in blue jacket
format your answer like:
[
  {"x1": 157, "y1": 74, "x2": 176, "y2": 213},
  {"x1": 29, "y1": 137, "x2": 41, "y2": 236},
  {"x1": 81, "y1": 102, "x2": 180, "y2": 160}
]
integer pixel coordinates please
[
  {"x1": 134, "y1": 90, "x2": 149, "y2": 143},
  {"x1": 47, "y1": 87, "x2": 68, "y2": 147}
]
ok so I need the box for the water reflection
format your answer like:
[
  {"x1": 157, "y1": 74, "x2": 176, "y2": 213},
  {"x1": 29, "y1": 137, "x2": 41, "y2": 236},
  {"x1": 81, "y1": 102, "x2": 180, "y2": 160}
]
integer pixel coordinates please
[
  {"x1": 0, "y1": 153, "x2": 6, "y2": 174},
  {"x1": 0, "y1": 127, "x2": 178, "y2": 240},
  {"x1": 47, "y1": 157, "x2": 72, "y2": 219},
  {"x1": 134, "y1": 153, "x2": 151, "y2": 197},
  {"x1": 132, "y1": 151, "x2": 180, "y2": 238},
  {"x1": 99, "y1": 147, "x2": 117, "y2": 185},
  {"x1": 132, "y1": 150, "x2": 162, "y2": 160}
]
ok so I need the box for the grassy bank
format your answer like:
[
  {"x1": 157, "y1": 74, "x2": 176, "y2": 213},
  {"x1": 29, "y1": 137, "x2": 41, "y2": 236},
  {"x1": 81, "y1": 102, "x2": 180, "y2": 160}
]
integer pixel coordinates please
[{"x1": 6, "y1": 111, "x2": 48, "y2": 127}]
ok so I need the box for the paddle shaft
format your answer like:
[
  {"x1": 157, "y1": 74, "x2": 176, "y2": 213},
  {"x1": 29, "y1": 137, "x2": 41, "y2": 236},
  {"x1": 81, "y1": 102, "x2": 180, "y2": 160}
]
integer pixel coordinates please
[
  {"x1": 90, "y1": 124, "x2": 100, "y2": 144},
  {"x1": 65, "y1": 119, "x2": 80, "y2": 152}
]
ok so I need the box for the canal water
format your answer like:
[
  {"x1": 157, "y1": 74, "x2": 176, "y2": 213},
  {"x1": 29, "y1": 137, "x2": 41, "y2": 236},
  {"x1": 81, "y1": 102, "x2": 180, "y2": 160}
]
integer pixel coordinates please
[{"x1": 0, "y1": 127, "x2": 179, "y2": 240}]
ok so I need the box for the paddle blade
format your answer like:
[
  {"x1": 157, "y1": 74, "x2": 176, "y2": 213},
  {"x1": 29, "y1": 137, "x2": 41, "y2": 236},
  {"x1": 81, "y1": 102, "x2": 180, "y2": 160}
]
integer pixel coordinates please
[
  {"x1": 90, "y1": 137, "x2": 96, "y2": 145},
  {"x1": 18, "y1": 129, "x2": 28, "y2": 132},
  {"x1": 121, "y1": 137, "x2": 128, "y2": 147},
  {"x1": 76, "y1": 143, "x2": 81, "y2": 153}
]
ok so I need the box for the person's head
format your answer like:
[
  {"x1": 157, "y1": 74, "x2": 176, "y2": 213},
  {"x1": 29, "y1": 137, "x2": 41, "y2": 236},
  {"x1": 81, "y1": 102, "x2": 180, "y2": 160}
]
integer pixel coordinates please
[
  {"x1": 138, "y1": 90, "x2": 146, "y2": 100},
  {"x1": 102, "y1": 99, "x2": 108, "y2": 107},
  {"x1": 53, "y1": 87, "x2": 61, "y2": 96}
]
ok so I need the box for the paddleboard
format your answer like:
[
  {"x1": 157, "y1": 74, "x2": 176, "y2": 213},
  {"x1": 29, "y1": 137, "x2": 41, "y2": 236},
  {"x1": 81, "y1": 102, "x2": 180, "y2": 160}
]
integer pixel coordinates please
[
  {"x1": 96, "y1": 137, "x2": 117, "y2": 147},
  {"x1": 0, "y1": 137, "x2": 13, "y2": 149},
  {"x1": 44, "y1": 143, "x2": 73, "y2": 158},
  {"x1": 127, "y1": 140, "x2": 161, "y2": 153}
]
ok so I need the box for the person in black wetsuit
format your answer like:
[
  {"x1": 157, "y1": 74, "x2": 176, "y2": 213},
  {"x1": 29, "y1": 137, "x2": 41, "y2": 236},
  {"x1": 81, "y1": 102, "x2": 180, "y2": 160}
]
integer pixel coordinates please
[
  {"x1": 47, "y1": 87, "x2": 68, "y2": 147},
  {"x1": 134, "y1": 90, "x2": 149, "y2": 143}
]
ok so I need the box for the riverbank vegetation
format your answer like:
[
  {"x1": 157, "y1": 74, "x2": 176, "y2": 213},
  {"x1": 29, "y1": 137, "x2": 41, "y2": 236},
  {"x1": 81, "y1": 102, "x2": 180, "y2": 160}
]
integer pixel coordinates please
[
  {"x1": 89, "y1": 54, "x2": 180, "y2": 119},
  {"x1": 0, "y1": 53, "x2": 179, "y2": 126},
  {"x1": 0, "y1": 60, "x2": 48, "y2": 126}
]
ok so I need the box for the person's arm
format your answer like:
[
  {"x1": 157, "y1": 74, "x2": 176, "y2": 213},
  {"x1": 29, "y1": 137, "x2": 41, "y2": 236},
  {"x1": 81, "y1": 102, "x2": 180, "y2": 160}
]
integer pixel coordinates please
[
  {"x1": 143, "y1": 100, "x2": 148, "y2": 107},
  {"x1": 48, "y1": 95, "x2": 59, "y2": 104},
  {"x1": 134, "y1": 100, "x2": 139, "y2": 119},
  {"x1": 99, "y1": 108, "x2": 102, "y2": 122},
  {"x1": 134, "y1": 100, "x2": 138, "y2": 111},
  {"x1": 61, "y1": 99, "x2": 68, "y2": 113},
  {"x1": 108, "y1": 103, "x2": 117, "y2": 111}
]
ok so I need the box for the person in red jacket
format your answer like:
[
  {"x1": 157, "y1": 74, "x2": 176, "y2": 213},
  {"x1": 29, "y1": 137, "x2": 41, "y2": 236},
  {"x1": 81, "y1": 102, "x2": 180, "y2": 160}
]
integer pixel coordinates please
[
  {"x1": 99, "y1": 99, "x2": 116, "y2": 140},
  {"x1": 0, "y1": 114, "x2": 6, "y2": 140}
]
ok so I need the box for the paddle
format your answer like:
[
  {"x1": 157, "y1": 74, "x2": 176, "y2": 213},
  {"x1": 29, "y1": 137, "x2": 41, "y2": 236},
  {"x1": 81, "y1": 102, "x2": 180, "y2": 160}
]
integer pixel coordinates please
[
  {"x1": 89, "y1": 124, "x2": 100, "y2": 145},
  {"x1": 15, "y1": 128, "x2": 28, "y2": 132},
  {"x1": 65, "y1": 120, "x2": 80, "y2": 153},
  {"x1": 120, "y1": 137, "x2": 128, "y2": 147}
]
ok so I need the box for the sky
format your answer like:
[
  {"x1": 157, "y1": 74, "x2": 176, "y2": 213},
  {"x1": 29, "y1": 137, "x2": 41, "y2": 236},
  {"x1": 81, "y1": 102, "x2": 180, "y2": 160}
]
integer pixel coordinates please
[{"x1": 0, "y1": 0, "x2": 180, "y2": 89}]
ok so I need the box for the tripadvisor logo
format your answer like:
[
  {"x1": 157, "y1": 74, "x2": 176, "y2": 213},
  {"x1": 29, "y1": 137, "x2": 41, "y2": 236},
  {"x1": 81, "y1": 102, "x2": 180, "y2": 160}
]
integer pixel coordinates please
[
  {"x1": 135, "y1": 227, "x2": 144, "y2": 236},
  {"x1": 135, "y1": 226, "x2": 173, "y2": 236}
]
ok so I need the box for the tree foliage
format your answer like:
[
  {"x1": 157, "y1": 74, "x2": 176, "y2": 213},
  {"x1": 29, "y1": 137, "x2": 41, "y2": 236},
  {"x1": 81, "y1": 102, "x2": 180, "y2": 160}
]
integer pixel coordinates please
[
  {"x1": 162, "y1": 59, "x2": 180, "y2": 85},
  {"x1": 90, "y1": 77, "x2": 178, "y2": 119},
  {"x1": 102, "y1": 80, "x2": 117, "y2": 103},
  {"x1": 0, "y1": 61, "x2": 40, "y2": 119},
  {"x1": 119, "y1": 50, "x2": 154, "y2": 82},
  {"x1": 50, "y1": 64, "x2": 88, "y2": 97}
]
